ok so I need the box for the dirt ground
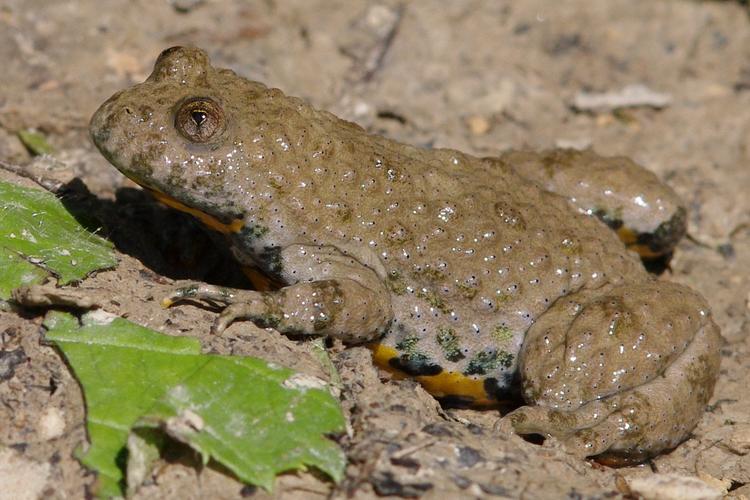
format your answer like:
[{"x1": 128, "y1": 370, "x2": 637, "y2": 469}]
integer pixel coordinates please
[{"x1": 2, "y1": 0, "x2": 750, "y2": 498}]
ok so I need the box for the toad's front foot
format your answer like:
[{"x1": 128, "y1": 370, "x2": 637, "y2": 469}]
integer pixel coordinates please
[
  {"x1": 163, "y1": 284, "x2": 274, "y2": 335},
  {"x1": 163, "y1": 277, "x2": 393, "y2": 344}
]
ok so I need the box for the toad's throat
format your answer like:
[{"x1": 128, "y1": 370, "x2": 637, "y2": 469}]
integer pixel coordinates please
[{"x1": 146, "y1": 188, "x2": 244, "y2": 234}]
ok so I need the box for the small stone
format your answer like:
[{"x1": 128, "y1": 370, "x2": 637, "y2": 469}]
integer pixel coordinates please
[
  {"x1": 0, "y1": 449, "x2": 50, "y2": 500},
  {"x1": 572, "y1": 84, "x2": 672, "y2": 112},
  {"x1": 363, "y1": 4, "x2": 400, "y2": 38},
  {"x1": 465, "y1": 115, "x2": 491, "y2": 135},
  {"x1": 726, "y1": 424, "x2": 750, "y2": 455},
  {"x1": 696, "y1": 472, "x2": 732, "y2": 493},
  {"x1": 0, "y1": 347, "x2": 26, "y2": 382},
  {"x1": 729, "y1": 483, "x2": 750, "y2": 498},
  {"x1": 627, "y1": 473, "x2": 724, "y2": 500},
  {"x1": 555, "y1": 138, "x2": 592, "y2": 150},
  {"x1": 455, "y1": 445, "x2": 484, "y2": 468},
  {"x1": 38, "y1": 407, "x2": 66, "y2": 441}
]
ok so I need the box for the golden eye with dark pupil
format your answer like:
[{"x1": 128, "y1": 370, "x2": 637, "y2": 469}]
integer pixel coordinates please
[{"x1": 175, "y1": 97, "x2": 225, "y2": 143}]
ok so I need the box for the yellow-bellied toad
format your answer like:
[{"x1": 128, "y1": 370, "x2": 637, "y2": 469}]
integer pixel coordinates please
[{"x1": 90, "y1": 47, "x2": 721, "y2": 464}]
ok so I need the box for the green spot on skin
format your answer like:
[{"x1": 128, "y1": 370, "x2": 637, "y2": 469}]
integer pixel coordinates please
[
  {"x1": 456, "y1": 282, "x2": 478, "y2": 300},
  {"x1": 560, "y1": 237, "x2": 582, "y2": 256},
  {"x1": 463, "y1": 350, "x2": 514, "y2": 376},
  {"x1": 436, "y1": 327, "x2": 464, "y2": 362},
  {"x1": 268, "y1": 178, "x2": 284, "y2": 193},
  {"x1": 497, "y1": 350, "x2": 514, "y2": 368},
  {"x1": 338, "y1": 207, "x2": 352, "y2": 222},
  {"x1": 411, "y1": 268, "x2": 446, "y2": 282},
  {"x1": 193, "y1": 170, "x2": 226, "y2": 195},
  {"x1": 493, "y1": 293, "x2": 512, "y2": 308},
  {"x1": 395, "y1": 335, "x2": 420, "y2": 353},
  {"x1": 490, "y1": 325, "x2": 513, "y2": 344},
  {"x1": 262, "y1": 246, "x2": 283, "y2": 276},
  {"x1": 249, "y1": 225, "x2": 269, "y2": 238},
  {"x1": 259, "y1": 314, "x2": 281, "y2": 328},
  {"x1": 395, "y1": 335, "x2": 429, "y2": 363},
  {"x1": 403, "y1": 351, "x2": 430, "y2": 364},
  {"x1": 416, "y1": 288, "x2": 449, "y2": 313},
  {"x1": 313, "y1": 311, "x2": 333, "y2": 332},
  {"x1": 386, "y1": 270, "x2": 407, "y2": 295}
]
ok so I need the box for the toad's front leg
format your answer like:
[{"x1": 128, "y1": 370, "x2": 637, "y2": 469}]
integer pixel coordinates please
[{"x1": 165, "y1": 244, "x2": 393, "y2": 344}]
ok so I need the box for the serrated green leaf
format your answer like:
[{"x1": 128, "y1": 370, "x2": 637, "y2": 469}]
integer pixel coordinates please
[
  {"x1": 17, "y1": 129, "x2": 54, "y2": 155},
  {"x1": 0, "y1": 181, "x2": 116, "y2": 286},
  {"x1": 45, "y1": 311, "x2": 346, "y2": 496}
]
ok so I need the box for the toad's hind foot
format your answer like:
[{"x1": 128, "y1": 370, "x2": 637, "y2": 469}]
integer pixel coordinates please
[{"x1": 504, "y1": 281, "x2": 721, "y2": 463}]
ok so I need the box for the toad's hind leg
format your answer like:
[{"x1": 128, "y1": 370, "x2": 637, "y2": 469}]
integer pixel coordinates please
[
  {"x1": 498, "y1": 149, "x2": 686, "y2": 261},
  {"x1": 503, "y1": 280, "x2": 720, "y2": 464}
]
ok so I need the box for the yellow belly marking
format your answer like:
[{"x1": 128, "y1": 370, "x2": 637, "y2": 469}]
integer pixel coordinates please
[
  {"x1": 369, "y1": 343, "x2": 498, "y2": 408},
  {"x1": 149, "y1": 189, "x2": 244, "y2": 234}
]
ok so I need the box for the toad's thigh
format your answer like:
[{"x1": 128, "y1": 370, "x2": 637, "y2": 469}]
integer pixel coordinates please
[
  {"x1": 511, "y1": 280, "x2": 720, "y2": 460},
  {"x1": 520, "y1": 280, "x2": 718, "y2": 409}
]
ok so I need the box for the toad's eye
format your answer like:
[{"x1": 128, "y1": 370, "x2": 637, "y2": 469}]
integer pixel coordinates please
[{"x1": 175, "y1": 97, "x2": 225, "y2": 143}]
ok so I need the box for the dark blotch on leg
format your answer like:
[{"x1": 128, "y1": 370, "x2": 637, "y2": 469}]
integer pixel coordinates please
[{"x1": 389, "y1": 356, "x2": 442, "y2": 376}]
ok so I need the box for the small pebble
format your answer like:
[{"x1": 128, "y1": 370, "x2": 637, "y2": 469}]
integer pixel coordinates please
[
  {"x1": 0, "y1": 449, "x2": 50, "y2": 500},
  {"x1": 38, "y1": 407, "x2": 66, "y2": 441},
  {"x1": 465, "y1": 115, "x2": 491, "y2": 135},
  {"x1": 627, "y1": 473, "x2": 724, "y2": 500},
  {"x1": 726, "y1": 423, "x2": 750, "y2": 455}
]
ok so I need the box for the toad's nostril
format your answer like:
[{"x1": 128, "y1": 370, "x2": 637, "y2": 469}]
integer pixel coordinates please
[{"x1": 124, "y1": 107, "x2": 133, "y2": 115}]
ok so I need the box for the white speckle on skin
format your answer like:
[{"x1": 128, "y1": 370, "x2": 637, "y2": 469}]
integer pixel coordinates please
[{"x1": 633, "y1": 195, "x2": 648, "y2": 208}]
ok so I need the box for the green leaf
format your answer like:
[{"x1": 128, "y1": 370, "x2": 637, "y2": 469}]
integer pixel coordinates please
[
  {"x1": 17, "y1": 129, "x2": 54, "y2": 155},
  {"x1": 0, "y1": 247, "x2": 47, "y2": 299},
  {"x1": 0, "y1": 181, "x2": 116, "y2": 287},
  {"x1": 126, "y1": 428, "x2": 166, "y2": 496},
  {"x1": 45, "y1": 311, "x2": 346, "y2": 496}
]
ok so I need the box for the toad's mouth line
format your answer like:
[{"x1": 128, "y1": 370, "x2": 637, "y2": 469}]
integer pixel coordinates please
[{"x1": 145, "y1": 187, "x2": 244, "y2": 234}]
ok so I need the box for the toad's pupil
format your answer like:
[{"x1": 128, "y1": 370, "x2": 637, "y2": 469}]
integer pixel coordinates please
[{"x1": 191, "y1": 110, "x2": 207, "y2": 126}]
